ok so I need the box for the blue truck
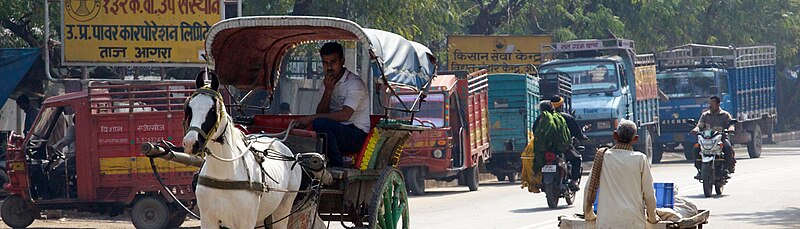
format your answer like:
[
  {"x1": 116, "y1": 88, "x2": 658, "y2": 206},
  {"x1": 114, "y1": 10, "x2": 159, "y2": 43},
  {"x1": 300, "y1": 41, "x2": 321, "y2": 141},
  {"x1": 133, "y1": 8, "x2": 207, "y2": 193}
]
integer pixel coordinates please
[
  {"x1": 538, "y1": 39, "x2": 661, "y2": 161},
  {"x1": 485, "y1": 73, "x2": 540, "y2": 182},
  {"x1": 653, "y1": 44, "x2": 776, "y2": 162}
]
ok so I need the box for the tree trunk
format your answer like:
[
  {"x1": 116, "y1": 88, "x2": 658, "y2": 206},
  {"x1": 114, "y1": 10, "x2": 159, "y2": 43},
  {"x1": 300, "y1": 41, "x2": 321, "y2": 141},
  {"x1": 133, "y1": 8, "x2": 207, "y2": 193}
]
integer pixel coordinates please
[{"x1": 1, "y1": 18, "x2": 40, "y2": 47}]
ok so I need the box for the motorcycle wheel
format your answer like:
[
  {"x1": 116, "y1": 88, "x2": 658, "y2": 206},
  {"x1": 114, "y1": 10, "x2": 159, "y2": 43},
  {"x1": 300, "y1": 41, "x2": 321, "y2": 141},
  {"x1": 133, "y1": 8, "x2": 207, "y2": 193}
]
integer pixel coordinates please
[
  {"x1": 564, "y1": 187, "x2": 576, "y2": 206},
  {"x1": 701, "y1": 163, "x2": 714, "y2": 197},
  {"x1": 544, "y1": 183, "x2": 560, "y2": 209}
]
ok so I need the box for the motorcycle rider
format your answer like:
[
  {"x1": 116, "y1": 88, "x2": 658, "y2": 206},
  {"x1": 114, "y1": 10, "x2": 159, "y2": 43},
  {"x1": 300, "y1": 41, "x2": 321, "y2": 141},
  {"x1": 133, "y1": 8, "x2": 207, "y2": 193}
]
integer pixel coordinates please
[
  {"x1": 532, "y1": 101, "x2": 572, "y2": 191},
  {"x1": 550, "y1": 95, "x2": 587, "y2": 191},
  {"x1": 690, "y1": 96, "x2": 736, "y2": 179}
]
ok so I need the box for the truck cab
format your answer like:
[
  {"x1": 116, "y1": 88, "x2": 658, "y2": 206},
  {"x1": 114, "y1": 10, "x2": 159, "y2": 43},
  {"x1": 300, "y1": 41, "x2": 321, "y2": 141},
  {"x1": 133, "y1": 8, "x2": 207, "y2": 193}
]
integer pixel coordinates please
[{"x1": 538, "y1": 39, "x2": 660, "y2": 161}]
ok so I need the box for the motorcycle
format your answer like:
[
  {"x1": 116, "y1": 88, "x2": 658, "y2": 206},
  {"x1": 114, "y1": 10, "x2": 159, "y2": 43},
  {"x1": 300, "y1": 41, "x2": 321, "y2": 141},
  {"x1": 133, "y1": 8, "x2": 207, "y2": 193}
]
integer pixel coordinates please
[
  {"x1": 541, "y1": 138, "x2": 585, "y2": 209},
  {"x1": 688, "y1": 119, "x2": 737, "y2": 197}
]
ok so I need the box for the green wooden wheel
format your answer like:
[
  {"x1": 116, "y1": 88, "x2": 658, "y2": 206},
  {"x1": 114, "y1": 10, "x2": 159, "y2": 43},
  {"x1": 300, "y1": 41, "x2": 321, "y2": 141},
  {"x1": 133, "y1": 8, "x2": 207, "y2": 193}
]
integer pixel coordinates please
[{"x1": 369, "y1": 167, "x2": 410, "y2": 229}]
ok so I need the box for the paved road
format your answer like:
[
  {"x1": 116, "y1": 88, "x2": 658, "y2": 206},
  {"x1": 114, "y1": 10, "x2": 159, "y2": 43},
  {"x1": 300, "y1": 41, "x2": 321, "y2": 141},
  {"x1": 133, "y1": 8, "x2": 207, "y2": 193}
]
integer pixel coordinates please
[
  {"x1": 396, "y1": 140, "x2": 800, "y2": 229},
  {"x1": 6, "y1": 141, "x2": 798, "y2": 228}
]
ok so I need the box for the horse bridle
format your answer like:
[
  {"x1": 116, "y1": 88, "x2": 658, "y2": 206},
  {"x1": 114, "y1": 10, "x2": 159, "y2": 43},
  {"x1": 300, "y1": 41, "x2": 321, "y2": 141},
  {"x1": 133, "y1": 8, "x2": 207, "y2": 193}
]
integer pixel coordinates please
[{"x1": 184, "y1": 86, "x2": 227, "y2": 157}]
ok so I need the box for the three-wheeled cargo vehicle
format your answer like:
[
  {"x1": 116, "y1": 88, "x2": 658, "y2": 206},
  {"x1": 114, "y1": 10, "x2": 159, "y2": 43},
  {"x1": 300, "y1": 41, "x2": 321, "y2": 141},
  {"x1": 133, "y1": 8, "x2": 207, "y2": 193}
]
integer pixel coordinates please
[
  {"x1": 142, "y1": 16, "x2": 437, "y2": 229},
  {"x1": 394, "y1": 70, "x2": 490, "y2": 195},
  {"x1": 2, "y1": 82, "x2": 198, "y2": 228}
]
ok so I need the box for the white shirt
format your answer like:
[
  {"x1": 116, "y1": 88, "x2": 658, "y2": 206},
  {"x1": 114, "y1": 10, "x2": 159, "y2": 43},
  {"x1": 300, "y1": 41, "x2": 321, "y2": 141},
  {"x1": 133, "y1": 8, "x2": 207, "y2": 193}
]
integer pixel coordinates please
[
  {"x1": 320, "y1": 69, "x2": 370, "y2": 133},
  {"x1": 584, "y1": 147, "x2": 657, "y2": 229}
]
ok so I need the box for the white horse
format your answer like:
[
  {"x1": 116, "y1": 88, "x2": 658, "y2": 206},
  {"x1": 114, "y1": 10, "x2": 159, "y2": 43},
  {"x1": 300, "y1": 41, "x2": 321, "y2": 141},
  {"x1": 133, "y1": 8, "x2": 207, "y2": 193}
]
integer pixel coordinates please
[{"x1": 183, "y1": 72, "x2": 302, "y2": 229}]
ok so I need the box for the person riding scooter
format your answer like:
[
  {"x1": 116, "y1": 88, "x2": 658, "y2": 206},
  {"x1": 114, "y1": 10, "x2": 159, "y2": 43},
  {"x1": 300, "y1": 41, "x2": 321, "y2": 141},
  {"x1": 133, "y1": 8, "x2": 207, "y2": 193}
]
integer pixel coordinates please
[
  {"x1": 690, "y1": 96, "x2": 736, "y2": 179},
  {"x1": 550, "y1": 95, "x2": 587, "y2": 191}
]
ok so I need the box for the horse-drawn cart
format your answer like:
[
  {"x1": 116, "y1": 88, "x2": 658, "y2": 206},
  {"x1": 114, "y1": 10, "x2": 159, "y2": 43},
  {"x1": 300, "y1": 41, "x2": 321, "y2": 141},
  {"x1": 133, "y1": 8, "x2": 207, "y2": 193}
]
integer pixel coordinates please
[{"x1": 143, "y1": 16, "x2": 436, "y2": 229}]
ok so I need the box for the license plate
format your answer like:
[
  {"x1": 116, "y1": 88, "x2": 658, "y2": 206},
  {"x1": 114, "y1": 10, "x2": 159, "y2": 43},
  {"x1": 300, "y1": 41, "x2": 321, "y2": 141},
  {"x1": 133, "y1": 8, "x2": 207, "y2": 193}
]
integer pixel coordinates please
[{"x1": 542, "y1": 165, "x2": 557, "y2": 173}]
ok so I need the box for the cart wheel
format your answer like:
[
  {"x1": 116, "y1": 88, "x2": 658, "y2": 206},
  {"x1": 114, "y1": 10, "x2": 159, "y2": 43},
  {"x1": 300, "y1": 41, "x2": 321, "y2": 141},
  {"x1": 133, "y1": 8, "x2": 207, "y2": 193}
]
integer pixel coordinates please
[
  {"x1": 404, "y1": 167, "x2": 425, "y2": 196},
  {"x1": 368, "y1": 167, "x2": 409, "y2": 229},
  {"x1": 131, "y1": 196, "x2": 170, "y2": 229},
  {"x1": 1, "y1": 194, "x2": 36, "y2": 228}
]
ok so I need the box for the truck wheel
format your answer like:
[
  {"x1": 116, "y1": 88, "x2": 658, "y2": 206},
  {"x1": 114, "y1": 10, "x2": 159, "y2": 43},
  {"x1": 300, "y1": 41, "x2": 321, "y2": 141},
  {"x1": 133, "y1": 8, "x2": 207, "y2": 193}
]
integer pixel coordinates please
[
  {"x1": 1, "y1": 194, "x2": 36, "y2": 229},
  {"x1": 683, "y1": 144, "x2": 696, "y2": 161},
  {"x1": 131, "y1": 196, "x2": 170, "y2": 229},
  {"x1": 464, "y1": 164, "x2": 479, "y2": 191},
  {"x1": 652, "y1": 145, "x2": 664, "y2": 164},
  {"x1": 404, "y1": 167, "x2": 425, "y2": 196},
  {"x1": 506, "y1": 172, "x2": 517, "y2": 183},
  {"x1": 644, "y1": 132, "x2": 653, "y2": 161},
  {"x1": 495, "y1": 174, "x2": 506, "y2": 182},
  {"x1": 747, "y1": 125, "x2": 762, "y2": 158},
  {"x1": 766, "y1": 122, "x2": 775, "y2": 144},
  {"x1": 166, "y1": 202, "x2": 189, "y2": 228}
]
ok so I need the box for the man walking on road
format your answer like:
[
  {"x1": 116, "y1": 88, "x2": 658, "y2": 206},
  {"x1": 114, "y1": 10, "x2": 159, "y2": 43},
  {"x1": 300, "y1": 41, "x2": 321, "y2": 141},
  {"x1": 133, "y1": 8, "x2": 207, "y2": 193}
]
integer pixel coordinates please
[{"x1": 583, "y1": 120, "x2": 658, "y2": 228}]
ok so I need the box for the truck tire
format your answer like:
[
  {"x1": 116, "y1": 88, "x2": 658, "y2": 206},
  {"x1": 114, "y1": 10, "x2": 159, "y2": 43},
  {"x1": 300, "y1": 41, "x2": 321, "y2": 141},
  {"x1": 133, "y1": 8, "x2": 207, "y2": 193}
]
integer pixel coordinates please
[
  {"x1": 495, "y1": 174, "x2": 506, "y2": 182},
  {"x1": 747, "y1": 125, "x2": 763, "y2": 158},
  {"x1": 464, "y1": 164, "x2": 479, "y2": 191},
  {"x1": 652, "y1": 145, "x2": 664, "y2": 164},
  {"x1": 130, "y1": 196, "x2": 170, "y2": 229},
  {"x1": 684, "y1": 144, "x2": 696, "y2": 161},
  {"x1": 404, "y1": 167, "x2": 425, "y2": 196},
  {"x1": 506, "y1": 172, "x2": 517, "y2": 183}
]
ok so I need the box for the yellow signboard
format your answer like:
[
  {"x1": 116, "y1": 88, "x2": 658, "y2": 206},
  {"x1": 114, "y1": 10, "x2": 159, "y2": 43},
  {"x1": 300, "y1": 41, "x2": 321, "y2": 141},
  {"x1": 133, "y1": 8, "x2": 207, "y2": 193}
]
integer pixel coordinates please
[
  {"x1": 61, "y1": 0, "x2": 223, "y2": 66},
  {"x1": 634, "y1": 65, "x2": 658, "y2": 101},
  {"x1": 447, "y1": 35, "x2": 552, "y2": 74}
]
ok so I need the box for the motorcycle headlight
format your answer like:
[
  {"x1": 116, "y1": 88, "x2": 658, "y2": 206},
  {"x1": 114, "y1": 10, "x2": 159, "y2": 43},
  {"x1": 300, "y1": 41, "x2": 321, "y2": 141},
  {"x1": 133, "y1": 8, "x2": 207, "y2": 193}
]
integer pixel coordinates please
[{"x1": 432, "y1": 149, "x2": 444, "y2": 159}]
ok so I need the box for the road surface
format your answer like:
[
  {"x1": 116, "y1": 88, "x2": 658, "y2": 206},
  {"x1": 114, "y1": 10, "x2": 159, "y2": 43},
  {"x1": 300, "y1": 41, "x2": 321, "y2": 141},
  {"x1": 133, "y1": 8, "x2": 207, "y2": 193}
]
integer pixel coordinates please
[
  {"x1": 401, "y1": 140, "x2": 800, "y2": 229},
  {"x1": 3, "y1": 141, "x2": 798, "y2": 228}
]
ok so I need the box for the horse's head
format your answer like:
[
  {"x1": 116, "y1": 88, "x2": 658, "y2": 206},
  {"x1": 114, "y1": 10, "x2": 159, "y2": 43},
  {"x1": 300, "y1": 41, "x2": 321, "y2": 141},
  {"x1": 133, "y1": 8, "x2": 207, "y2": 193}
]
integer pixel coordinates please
[{"x1": 183, "y1": 71, "x2": 226, "y2": 155}]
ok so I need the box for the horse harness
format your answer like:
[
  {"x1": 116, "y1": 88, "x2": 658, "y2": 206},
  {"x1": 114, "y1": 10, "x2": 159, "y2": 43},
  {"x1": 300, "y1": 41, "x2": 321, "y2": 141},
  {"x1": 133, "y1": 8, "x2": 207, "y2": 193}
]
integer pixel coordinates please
[{"x1": 185, "y1": 87, "x2": 315, "y2": 194}]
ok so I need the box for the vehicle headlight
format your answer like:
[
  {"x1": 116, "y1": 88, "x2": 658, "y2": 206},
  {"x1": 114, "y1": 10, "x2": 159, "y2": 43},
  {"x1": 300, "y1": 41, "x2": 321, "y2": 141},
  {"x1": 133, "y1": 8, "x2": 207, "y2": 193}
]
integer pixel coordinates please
[
  {"x1": 432, "y1": 149, "x2": 444, "y2": 159},
  {"x1": 596, "y1": 121, "x2": 611, "y2": 129}
]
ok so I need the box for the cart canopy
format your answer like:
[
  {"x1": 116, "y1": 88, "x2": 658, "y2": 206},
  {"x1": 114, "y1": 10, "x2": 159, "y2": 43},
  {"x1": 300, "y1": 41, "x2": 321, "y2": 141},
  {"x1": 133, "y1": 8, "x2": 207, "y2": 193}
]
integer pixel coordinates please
[{"x1": 205, "y1": 16, "x2": 435, "y2": 91}]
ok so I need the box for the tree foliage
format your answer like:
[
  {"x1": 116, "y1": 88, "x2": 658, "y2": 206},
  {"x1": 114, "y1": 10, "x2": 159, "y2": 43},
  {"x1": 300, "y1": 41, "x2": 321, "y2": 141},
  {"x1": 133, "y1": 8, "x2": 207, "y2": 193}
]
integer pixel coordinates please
[{"x1": 3, "y1": 0, "x2": 800, "y2": 128}]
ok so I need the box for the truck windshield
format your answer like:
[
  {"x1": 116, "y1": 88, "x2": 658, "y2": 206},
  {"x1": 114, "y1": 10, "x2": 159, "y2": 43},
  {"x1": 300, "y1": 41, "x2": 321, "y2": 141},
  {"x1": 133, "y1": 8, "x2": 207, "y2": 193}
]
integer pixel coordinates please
[
  {"x1": 540, "y1": 62, "x2": 619, "y2": 94},
  {"x1": 657, "y1": 70, "x2": 716, "y2": 98},
  {"x1": 389, "y1": 94, "x2": 445, "y2": 127}
]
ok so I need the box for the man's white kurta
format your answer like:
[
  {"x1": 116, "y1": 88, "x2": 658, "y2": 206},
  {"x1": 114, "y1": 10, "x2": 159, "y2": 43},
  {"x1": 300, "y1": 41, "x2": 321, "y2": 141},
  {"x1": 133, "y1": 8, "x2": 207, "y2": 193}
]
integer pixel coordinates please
[{"x1": 584, "y1": 147, "x2": 658, "y2": 228}]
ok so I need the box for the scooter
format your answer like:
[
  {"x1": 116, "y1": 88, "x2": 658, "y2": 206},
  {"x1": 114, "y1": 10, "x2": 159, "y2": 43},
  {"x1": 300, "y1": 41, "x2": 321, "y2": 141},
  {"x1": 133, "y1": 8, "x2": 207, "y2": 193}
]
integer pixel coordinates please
[
  {"x1": 541, "y1": 139, "x2": 585, "y2": 209},
  {"x1": 688, "y1": 119, "x2": 737, "y2": 197}
]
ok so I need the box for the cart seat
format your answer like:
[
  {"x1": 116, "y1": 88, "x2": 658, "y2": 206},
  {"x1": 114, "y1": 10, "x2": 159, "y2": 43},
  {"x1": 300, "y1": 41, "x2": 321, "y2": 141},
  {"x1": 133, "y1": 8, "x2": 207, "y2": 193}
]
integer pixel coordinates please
[{"x1": 237, "y1": 114, "x2": 388, "y2": 169}]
